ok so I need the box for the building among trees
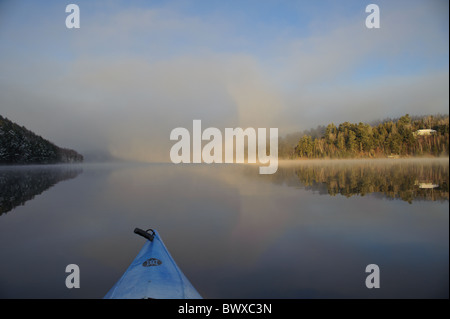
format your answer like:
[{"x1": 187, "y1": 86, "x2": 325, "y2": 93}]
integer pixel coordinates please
[{"x1": 278, "y1": 114, "x2": 449, "y2": 159}]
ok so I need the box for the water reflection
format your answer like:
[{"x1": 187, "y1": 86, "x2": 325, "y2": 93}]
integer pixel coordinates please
[
  {"x1": 262, "y1": 159, "x2": 449, "y2": 203},
  {"x1": 0, "y1": 161, "x2": 447, "y2": 298},
  {"x1": 0, "y1": 165, "x2": 83, "y2": 215}
]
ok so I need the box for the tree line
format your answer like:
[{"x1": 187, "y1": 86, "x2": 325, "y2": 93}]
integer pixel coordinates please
[
  {"x1": 0, "y1": 115, "x2": 83, "y2": 164},
  {"x1": 279, "y1": 114, "x2": 449, "y2": 159}
]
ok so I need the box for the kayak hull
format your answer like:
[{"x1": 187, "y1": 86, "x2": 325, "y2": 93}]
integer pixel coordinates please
[{"x1": 104, "y1": 230, "x2": 202, "y2": 299}]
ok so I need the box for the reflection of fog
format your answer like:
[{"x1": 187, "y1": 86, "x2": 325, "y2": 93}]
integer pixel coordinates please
[
  {"x1": 0, "y1": 162, "x2": 447, "y2": 298},
  {"x1": 256, "y1": 159, "x2": 449, "y2": 203},
  {"x1": 0, "y1": 165, "x2": 83, "y2": 215}
]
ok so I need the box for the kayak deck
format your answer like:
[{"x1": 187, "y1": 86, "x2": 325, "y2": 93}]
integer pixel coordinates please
[{"x1": 104, "y1": 229, "x2": 202, "y2": 299}]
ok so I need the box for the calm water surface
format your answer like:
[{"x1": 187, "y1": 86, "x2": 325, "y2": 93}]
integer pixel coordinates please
[{"x1": 0, "y1": 159, "x2": 448, "y2": 298}]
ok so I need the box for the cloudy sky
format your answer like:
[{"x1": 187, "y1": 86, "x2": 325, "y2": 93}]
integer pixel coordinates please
[{"x1": 0, "y1": 0, "x2": 448, "y2": 161}]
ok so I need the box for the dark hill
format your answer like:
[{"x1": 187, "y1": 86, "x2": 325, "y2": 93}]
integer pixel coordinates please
[{"x1": 0, "y1": 115, "x2": 83, "y2": 164}]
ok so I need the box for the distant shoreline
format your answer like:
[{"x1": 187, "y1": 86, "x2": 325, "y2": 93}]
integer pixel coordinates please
[
  {"x1": 277, "y1": 156, "x2": 449, "y2": 165},
  {"x1": 1, "y1": 156, "x2": 448, "y2": 168}
]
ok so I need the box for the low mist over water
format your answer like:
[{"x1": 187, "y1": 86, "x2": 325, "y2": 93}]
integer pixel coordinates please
[{"x1": 0, "y1": 159, "x2": 448, "y2": 298}]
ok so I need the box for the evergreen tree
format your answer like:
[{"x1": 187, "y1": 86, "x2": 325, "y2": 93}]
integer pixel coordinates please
[{"x1": 290, "y1": 114, "x2": 449, "y2": 159}]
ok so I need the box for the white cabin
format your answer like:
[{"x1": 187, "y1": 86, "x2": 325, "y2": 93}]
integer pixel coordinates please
[{"x1": 414, "y1": 129, "x2": 437, "y2": 136}]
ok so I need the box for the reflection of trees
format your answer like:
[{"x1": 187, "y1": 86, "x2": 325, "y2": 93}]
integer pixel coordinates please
[
  {"x1": 0, "y1": 166, "x2": 83, "y2": 216},
  {"x1": 264, "y1": 160, "x2": 449, "y2": 203}
]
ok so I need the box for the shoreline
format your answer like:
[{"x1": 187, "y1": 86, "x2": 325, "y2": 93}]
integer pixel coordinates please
[{"x1": 277, "y1": 157, "x2": 449, "y2": 165}]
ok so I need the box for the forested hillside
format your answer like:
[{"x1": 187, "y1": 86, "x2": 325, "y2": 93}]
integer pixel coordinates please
[
  {"x1": 280, "y1": 114, "x2": 449, "y2": 159},
  {"x1": 0, "y1": 115, "x2": 83, "y2": 164}
]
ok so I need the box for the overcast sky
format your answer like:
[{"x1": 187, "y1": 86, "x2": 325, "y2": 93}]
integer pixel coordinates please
[{"x1": 0, "y1": 0, "x2": 448, "y2": 161}]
